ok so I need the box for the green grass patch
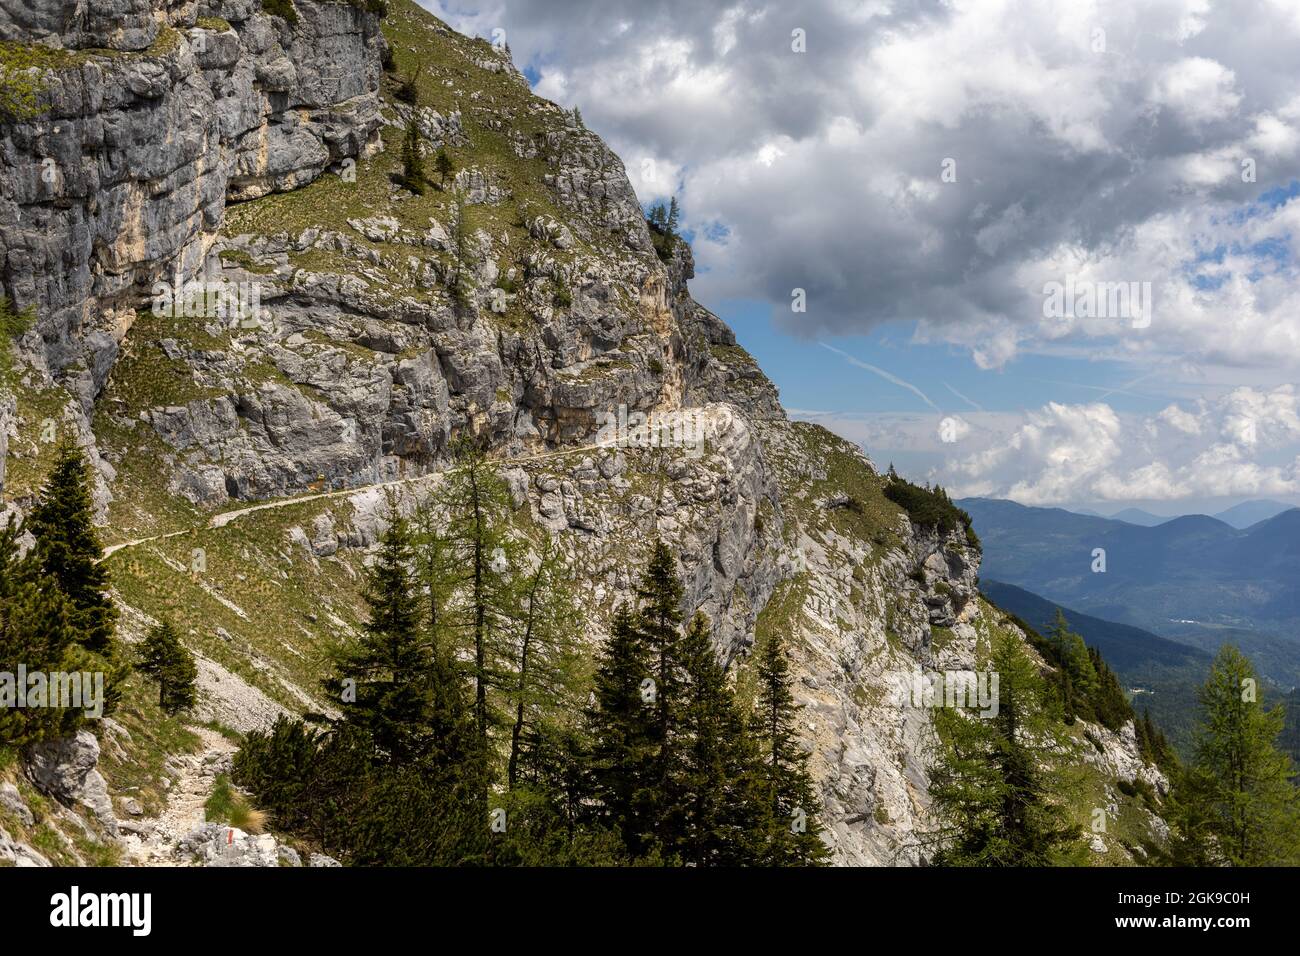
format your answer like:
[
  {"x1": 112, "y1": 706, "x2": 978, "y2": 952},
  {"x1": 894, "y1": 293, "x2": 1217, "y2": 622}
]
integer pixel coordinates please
[
  {"x1": 205, "y1": 774, "x2": 267, "y2": 832},
  {"x1": 263, "y1": 0, "x2": 300, "y2": 26}
]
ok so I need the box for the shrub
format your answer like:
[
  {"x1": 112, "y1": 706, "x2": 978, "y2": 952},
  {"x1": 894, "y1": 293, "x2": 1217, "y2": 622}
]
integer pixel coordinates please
[
  {"x1": 0, "y1": 296, "x2": 33, "y2": 342},
  {"x1": 262, "y1": 0, "x2": 300, "y2": 26},
  {"x1": 395, "y1": 66, "x2": 422, "y2": 105},
  {"x1": 882, "y1": 470, "x2": 979, "y2": 548}
]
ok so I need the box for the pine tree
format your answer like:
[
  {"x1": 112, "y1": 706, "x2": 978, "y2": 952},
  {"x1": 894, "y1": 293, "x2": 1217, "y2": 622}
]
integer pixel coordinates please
[
  {"x1": 1088, "y1": 646, "x2": 1133, "y2": 731},
  {"x1": 666, "y1": 196, "x2": 680, "y2": 235},
  {"x1": 434, "y1": 146, "x2": 455, "y2": 187},
  {"x1": 28, "y1": 440, "x2": 117, "y2": 655},
  {"x1": 634, "y1": 540, "x2": 693, "y2": 850},
  {"x1": 1047, "y1": 609, "x2": 1098, "y2": 721},
  {"x1": 0, "y1": 518, "x2": 83, "y2": 745},
  {"x1": 926, "y1": 629, "x2": 1083, "y2": 866},
  {"x1": 449, "y1": 194, "x2": 475, "y2": 309},
  {"x1": 325, "y1": 513, "x2": 443, "y2": 764},
  {"x1": 433, "y1": 441, "x2": 523, "y2": 806},
  {"x1": 409, "y1": 506, "x2": 477, "y2": 772},
  {"x1": 1135, "y1": 707, "x2": 1152, "y2": 760},
  {"x1": 586, "y1": 605, "x2": 656, "y2": 854},
  {"x1": 400, "y1": 119, "x2": 426, "y2": 195},
  {"x1": 1177, "y1": 645, "x2": 1300, "y2": 865},
  {"x1": 677, "y1": 612, "x2": 763, "y2": 865},
  {"x1": 136, "y1": 619, "x2": 197, "y2": 715},
  {"x1": 752, "y1": 630, "x2": 829, "y2": 865}
]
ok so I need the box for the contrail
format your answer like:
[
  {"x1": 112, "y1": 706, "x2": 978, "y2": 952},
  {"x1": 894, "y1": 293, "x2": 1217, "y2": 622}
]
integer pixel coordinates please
[
  {"x1": 1097, "y1": 368, "x2": 1164, "y2": 402},
  {"x1": 819, "y1": 343, "x2": 941, "y2": 413},
  {"x1": 944, "y1": 382, "x2": 984, "y2": 412},
  {"x1": 1027, "y1": 377, "x2": 1156, "y2": 401}
]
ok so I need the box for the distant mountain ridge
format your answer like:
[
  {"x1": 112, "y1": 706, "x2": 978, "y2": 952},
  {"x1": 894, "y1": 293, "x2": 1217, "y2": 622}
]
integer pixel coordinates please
[
  {"x1": 1108, "y1": 507, "x2": 1169, "y2": 527},
  {"x1": 1066, "y1": 499, "x2": 1297, "y2": 529},
  {"x1": 959, "y1": 497, "x2": 1300, "y2": 643},
  {"x1": 1213, "y1": 499, "x2": 1298, "y2": 529}
]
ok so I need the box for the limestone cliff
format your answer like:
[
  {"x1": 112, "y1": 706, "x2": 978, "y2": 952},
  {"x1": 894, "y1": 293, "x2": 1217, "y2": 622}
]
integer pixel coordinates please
[{"x1": 0, "y1": 0, "x2": 1167, "y2": 866}]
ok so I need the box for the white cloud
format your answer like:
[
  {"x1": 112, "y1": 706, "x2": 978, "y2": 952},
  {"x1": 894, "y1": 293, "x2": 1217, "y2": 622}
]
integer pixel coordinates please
[
  {"x1": 425, "y1": 0, "x2": 1300, "y2": 375},
  {"x1": 1151, "y1": 57, "x2": 1242, "y2": 126},
  {"x1": 1158, "y1": 403, "x2": 1202, "y2": 434},
  {"x1": 941, "y1": 386, "x2": 1300, "y2": 503}
]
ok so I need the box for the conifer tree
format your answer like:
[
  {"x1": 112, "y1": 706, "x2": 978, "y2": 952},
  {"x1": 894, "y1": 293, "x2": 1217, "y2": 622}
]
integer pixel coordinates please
[
  {"x1": 136, "y1": 619, "x2": 197, "y2": 714},
  {"x1": 587, "y1": 605, "x2": 656, "y2": 854},
  {"x1": 408, "y1": 506, "x2": 477, "y2": 773},
  {"x1": 0, "y1": 518, "x2": 83, "y2": 745},
  {"x1": 926, "y1": 629, "x2": 1082, "y2": 866},
  {"x1": 1087, "y1": 646, "x2": 1133, "y2": 731},
  {"x1": 505, "y1": 539, "x2": 585, "y2": 790},
  {"x1": 434, "y1": 146, "x2": 455, "y2": 187},
  {"x1": 1047, "y1": 609, "x2": 1098, "y2": 721},
  {"x1": 1175, "y1": 645, "x2": 1300, "y2": 865},
  {"x1": 29, "y1": 440, "x2": 117, "y2": 655},
  {"x1": 1134, "y1": 707, "x2": 1152, "y2": 759},
  {"x1": 433, "y1": 441, "x2": 523, "y2": 807},
  {"x1": 325, "y1": 514, "x2": 444, "y2": 764},
  {"x1": 449, "y1": 194, "x2": 475, "y2": 309},
  {"x1": 395, "y1": 65, "x2": 422, "y2": 104},
  {"x1": 634, "y1": 540, "x2": 694, "y2": 849},
  {"x1": 752, "y1": 630, "x2": 829, "y2": 865},
  {"x1": 677, "y1": 612, "x2": 763, "y2": 865},
  {"x1": 400, "y1": 118, "x2": 426, "y2": 194}
]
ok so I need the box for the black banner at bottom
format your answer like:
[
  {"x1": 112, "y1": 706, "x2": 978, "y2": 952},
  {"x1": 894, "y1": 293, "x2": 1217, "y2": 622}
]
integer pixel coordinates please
[{"x1": 0, "y1": 865, "x2": 1283, "y2": 942}]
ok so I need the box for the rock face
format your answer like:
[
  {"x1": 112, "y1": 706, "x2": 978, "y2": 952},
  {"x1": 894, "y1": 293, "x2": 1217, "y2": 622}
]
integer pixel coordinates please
[
  {"x1": 176, "y1": 822, "x2": 337, "y2": 867},
  {"x1": 25, "y1": 729, "x2": 117, "y2": 832},
  {"x1": 0, "y1": 0, "x2": 384, "y2": 409},
  {"x1": 0, "y1": 0, "x2": 1168, "y2": 866}
]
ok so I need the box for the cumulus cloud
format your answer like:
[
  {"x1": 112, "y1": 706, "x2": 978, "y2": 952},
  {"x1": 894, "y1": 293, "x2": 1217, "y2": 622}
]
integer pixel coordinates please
[
  {"x1": 1150, "y1": 57, "x2": 1241, "y2": 126},
  {"x1": 942, "y1": 386, "x2": 1300, "y2": 503},
  {"x1": 425, "y1": 0, "x2": 1300, "y2": 372}
]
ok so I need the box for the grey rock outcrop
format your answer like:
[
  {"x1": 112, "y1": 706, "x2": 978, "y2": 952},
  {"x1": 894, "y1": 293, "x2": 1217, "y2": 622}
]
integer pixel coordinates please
[
  {"x1": 0, "y1": 0, "x2": 384, "y2": 408},
  {"x1": 24, "y1": 729, "x2": 118, "y2": 833},
  {"x1": 177, "y1": 821, "x2": 336, "y2": 867},
  {"x1": 0, "y1": 781, "x2": 34, "y2": 826},
  {"x1": 0, "y1": 826, "x2": 50, "y2": 866}
]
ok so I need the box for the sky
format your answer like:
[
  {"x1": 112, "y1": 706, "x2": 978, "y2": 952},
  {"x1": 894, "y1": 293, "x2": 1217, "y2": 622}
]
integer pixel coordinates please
[{"x1": 420, "y1": 0, "x2": 1300, "y2": 517}]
